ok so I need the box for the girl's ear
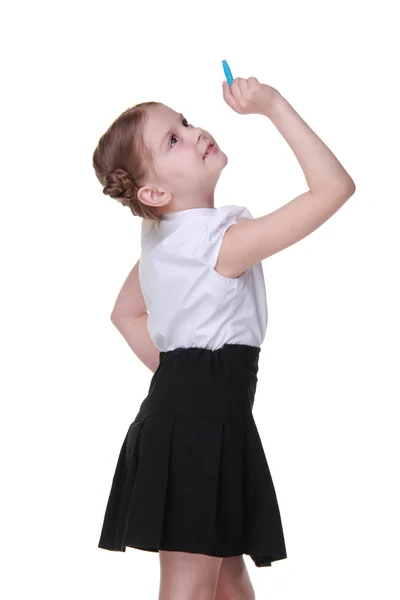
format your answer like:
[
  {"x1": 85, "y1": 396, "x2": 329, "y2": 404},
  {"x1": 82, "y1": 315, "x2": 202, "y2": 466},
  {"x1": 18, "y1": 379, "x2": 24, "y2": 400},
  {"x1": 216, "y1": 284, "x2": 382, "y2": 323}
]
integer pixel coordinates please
[{"x1": 137, "y1": 187, "x2": 171, "y2": 208}]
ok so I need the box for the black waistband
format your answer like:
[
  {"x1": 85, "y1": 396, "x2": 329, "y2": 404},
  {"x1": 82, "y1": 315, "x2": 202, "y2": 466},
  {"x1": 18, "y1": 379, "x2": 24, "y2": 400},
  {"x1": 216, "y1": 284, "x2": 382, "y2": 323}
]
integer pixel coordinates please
[{"x1": 159, "y1": 343, "x2": 260, "y2": 367}]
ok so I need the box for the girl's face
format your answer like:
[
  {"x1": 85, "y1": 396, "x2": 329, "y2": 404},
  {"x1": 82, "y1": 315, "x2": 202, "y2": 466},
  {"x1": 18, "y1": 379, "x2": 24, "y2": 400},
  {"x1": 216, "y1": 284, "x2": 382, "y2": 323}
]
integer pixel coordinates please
[{"x1": 137, "y1": 104, "x2": 228, "y2": 216}]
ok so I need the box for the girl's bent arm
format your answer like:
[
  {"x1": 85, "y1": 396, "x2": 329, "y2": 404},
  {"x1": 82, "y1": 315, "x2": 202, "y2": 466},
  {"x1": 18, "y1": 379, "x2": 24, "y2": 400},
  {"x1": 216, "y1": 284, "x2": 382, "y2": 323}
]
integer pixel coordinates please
[
  {"x1": 216, "y1": 94, "x2": 356, "y2": 277},
  {"x1": 111, "y1": 313, "x2": 161, "y2": 374},
  {"x1": 110, "y1": 259, "x2": 147, "y2": 321}
]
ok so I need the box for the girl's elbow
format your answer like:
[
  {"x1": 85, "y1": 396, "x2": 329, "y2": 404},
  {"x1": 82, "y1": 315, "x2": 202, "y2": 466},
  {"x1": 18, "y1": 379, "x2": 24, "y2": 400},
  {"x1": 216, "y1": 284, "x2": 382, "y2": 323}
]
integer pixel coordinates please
[{"x1": 110, "y1": 311, "x2": 123, "y2": 325}]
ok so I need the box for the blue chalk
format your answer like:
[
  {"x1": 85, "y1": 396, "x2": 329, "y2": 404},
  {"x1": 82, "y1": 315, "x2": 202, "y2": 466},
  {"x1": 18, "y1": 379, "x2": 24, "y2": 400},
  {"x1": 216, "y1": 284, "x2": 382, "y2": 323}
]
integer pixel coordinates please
[{"x1": 222, "y1": 59, "x2": 233, "y2": 86}]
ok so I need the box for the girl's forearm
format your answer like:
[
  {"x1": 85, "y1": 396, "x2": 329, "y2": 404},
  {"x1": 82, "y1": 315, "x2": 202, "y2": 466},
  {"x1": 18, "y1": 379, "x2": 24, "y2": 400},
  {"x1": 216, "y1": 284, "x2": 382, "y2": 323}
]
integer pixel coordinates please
[
  {"x1": 111, "y1": 312, "x2": 161, "y2": 374},
  {"x1": 266, "y1": 94, "x2": 355, "y2": 191}
]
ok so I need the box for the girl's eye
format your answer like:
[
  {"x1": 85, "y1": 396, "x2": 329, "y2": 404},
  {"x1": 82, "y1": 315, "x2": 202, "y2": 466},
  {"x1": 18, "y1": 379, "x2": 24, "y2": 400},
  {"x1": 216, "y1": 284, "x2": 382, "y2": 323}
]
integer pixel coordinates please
[{"x1": 170, "y1": 119, "x2": 190, "y2": 147}]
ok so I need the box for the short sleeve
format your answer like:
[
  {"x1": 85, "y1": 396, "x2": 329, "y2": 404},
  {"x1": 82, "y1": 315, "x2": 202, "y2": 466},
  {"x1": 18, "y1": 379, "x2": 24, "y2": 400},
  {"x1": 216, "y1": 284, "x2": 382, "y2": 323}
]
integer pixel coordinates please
[{"x1": 196, "y1": 204, "x2": 253, "y2": 268}]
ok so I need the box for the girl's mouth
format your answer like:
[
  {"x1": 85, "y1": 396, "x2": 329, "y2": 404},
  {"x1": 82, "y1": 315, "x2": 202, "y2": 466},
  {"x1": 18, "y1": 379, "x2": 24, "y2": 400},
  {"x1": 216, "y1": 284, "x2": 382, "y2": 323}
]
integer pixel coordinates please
[{"x1": 204, "y1": 144, "x2": 217, "y2": 158}]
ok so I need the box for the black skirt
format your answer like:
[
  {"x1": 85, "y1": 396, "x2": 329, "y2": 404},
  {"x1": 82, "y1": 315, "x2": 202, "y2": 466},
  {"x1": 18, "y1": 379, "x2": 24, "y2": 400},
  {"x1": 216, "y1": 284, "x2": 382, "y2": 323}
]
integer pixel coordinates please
[{"x1": 98, "y1": 343, "x2": 287, "y2": 568}]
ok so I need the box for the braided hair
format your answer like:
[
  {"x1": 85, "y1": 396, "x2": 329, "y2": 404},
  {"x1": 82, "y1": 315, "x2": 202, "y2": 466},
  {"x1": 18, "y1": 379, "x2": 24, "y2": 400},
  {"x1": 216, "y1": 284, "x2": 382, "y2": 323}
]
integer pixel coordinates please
[{"x1": 92, "y1": 102, "x2": 162, "y2": 224}]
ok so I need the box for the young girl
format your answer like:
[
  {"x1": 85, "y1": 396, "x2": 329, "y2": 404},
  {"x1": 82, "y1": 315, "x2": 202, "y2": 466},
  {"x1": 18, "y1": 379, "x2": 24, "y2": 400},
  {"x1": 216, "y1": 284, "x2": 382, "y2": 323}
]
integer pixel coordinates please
[{"x1": 92, "y1": 77, "x2": 355, "y2": 600}]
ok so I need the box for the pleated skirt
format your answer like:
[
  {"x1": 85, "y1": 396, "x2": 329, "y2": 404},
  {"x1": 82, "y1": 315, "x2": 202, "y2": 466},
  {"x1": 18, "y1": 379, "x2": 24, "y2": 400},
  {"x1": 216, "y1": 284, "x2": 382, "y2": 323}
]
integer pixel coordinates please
[{"x1": 98, "y1": 343, "x2": 287, "y2": 568}]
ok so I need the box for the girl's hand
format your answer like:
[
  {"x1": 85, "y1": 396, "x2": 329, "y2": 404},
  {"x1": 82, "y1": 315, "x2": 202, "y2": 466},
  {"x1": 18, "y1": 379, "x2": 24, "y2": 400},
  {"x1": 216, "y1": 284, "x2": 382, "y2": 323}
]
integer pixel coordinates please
[{"x1": 222, "y1": 77, "x2": 280, "y2": 118}]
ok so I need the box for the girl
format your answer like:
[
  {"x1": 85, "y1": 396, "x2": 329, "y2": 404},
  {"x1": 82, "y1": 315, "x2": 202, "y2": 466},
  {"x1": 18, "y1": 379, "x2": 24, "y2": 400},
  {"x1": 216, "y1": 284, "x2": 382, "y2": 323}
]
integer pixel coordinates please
[{"x1": 92, "y1": 77, "x2": 355, "y2": 600}]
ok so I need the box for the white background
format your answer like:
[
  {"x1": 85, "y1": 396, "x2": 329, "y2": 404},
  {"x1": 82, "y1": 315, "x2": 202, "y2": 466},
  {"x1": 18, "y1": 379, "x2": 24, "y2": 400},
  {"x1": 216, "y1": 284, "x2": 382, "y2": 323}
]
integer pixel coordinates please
[{"x1": 1, "y1": 0, "x2": 399, "y2": 598}]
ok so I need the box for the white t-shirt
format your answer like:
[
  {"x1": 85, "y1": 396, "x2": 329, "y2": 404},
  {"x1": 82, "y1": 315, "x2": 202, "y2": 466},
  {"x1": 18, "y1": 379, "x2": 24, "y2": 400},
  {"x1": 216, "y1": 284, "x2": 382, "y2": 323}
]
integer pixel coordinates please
[{"x1": 139, "y1": 205, "x2": 268, "y2": 352}]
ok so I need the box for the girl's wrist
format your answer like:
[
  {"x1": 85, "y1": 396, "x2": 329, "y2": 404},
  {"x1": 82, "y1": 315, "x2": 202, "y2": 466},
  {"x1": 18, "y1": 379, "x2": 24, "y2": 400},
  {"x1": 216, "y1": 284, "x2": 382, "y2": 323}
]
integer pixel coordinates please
[{"x1": 261, "y1": 91, "x2": 287, "y2": 119}]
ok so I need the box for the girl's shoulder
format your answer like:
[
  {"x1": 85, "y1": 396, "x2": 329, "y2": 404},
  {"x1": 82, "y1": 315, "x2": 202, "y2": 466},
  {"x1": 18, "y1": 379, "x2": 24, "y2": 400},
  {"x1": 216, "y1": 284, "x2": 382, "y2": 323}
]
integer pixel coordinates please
[
  {"x1": 196, "y1": 204, "x2": 254, "y2": 267},
  {"x1": 208, "y1": 204, "x2": 254, "y2": 225}
]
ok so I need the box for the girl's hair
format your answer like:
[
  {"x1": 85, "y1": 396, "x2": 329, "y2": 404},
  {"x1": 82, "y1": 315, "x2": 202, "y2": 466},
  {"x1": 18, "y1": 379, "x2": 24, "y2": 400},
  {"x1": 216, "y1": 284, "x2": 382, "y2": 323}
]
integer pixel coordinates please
[{"x1": 92, "y1": 101, "x2": 162, "y2": 224}]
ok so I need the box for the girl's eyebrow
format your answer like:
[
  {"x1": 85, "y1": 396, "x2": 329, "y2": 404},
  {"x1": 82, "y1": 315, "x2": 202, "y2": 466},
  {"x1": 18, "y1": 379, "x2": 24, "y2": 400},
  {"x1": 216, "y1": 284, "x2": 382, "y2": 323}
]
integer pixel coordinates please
[{"x1": 159, "y1": 113, "x2": 186, "y2": 149}]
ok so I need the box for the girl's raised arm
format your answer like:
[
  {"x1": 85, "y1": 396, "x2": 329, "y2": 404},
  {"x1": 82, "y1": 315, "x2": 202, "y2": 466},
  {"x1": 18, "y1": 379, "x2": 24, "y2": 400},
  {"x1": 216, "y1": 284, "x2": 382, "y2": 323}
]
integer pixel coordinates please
[{"x1": 217, "y1": 90, "x2": 356, "y2": 278}]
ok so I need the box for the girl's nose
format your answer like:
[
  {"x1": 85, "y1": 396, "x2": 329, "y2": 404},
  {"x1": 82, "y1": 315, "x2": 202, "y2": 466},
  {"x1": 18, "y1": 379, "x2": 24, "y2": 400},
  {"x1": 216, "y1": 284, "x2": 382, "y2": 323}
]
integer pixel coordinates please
[{"x1": 193, "y1": 126, "x2": 205, "y2": 145}]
